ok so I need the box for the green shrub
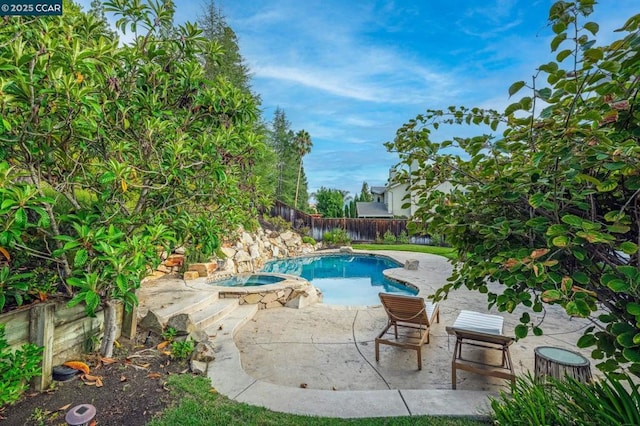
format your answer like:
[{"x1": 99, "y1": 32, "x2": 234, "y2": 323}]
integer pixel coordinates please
[
  {"x1": 161, "y1": 327, "x2": 177, "y2": 342},
  {"x1": 262, "y1": 214, "x2": 291, "y2": 232},
  {"x1": 171, "y1": 339, "x2": 195, "y2": 360},
  {"x1": 397, "y1": 230, "x2": 410, "y2": 244},
  {"x1": 322, "y1": 228, "x2": 351, "y2": 246},
  {"x1": 382, "y1": 230, "x2": 396, "y2": 244},
  {"x1": 374, "y1": 232, "x2": 383, "y2": 244},
  {"x1": 490, "y1": 373, "x2": 640, "y2": 426},
  {"x1": 0, "y1": 324, "x2": 43, "y2": 407},
  {"x1": 302, "y1": 236, "x2": 316, "y2": 245},
  {"x1": 0, "y1": 266, "x2": 34, "y2": 312}
]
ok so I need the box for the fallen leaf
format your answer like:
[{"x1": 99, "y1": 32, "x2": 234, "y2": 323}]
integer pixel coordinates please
[
  {"x1": 299, "y1": 383, "x2": 308, "y2": 389},
  {"x1": 83, "y1": 374, "x2": 101, "y2": 382},
  {"x1": 95, "y1": 377, "x2": 103, "y2": 387},
  {"x1": 157, "y1": 341, "x2": 170, "y2": 350},
  {"x1": 101, "y1": 357, "x2": 117, "y2": 365},
  {"x1": 58, "y1": 403, "x2": 72, "y2": 411},
  {"x1": 84, "y1": 381, "x2": 96, "y2": 386},
  {"x1": 63, "y1": 361, "x2": 90, "y2": 375},
  {"x1": 161, "y1": 350, "x2": 172, "y2": 356},
  {"x1": 210, "y1": 388, "x2": 218, "y2": 394},
  {"x1": 120, "y1": 375, "x2": 127, "y2": 382},
  {"x1": 147, "y1": 372, "x2": 162, "y2": 379}
]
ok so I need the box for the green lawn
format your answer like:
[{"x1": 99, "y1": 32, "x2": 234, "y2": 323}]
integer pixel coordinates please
[
  {"x1": 352, "y1": 244, "x2": 457, "y2": 260},
  {"x1": 150, "y1": 375, "x2": 489, "y2": 426}
]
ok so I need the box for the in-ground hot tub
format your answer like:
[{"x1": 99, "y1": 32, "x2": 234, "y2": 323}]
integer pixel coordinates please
[
  {"x1": 212, "y1": 273, "x2": 287, "y2": 287},
  {"x1": 209, "y1": 273, "x2": 321, "y2": 309}
]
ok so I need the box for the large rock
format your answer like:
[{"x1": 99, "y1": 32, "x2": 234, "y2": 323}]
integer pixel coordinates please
[
  {"x1": 220, "y1": 246, "x2": 236, "y2": 259},
  {"x1": 242, "y1": 232, "x2": 254, "y2": 245},
  {"x1": 190, "y1": 360, "x2": 208, "y2": 375},
  {"x1": 405, "y1": 259, "x2": 419, "y2": 270},
  {"x1": 188, "y1": 329, "x2": 210, "y2": 344},
  {"x1": 248, "y1": 244, "x2": 261, "y2": 259},
  {"x1": 191, "y1": 341, "x2": 216, "y2": 363},
  {"x1": 167, "y1": 313, "x2": 195, "y2": 335},
  {"x1": 235, "y1": 250, "x2": 251, "y2": 262},
  {"x1": 139, "y1": 310, "x2": 164, "y2": 335}
]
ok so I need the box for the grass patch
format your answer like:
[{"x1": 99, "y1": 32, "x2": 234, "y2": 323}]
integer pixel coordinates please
[
  {"x1": 150, "y1": 375, "x2": 489, "y2": 426},
  {"x1": 352, "y1": 244, "x2": 457, "y2": 260}
]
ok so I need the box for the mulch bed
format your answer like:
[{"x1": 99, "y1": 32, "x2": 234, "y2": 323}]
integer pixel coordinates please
[{"x1": 1, "y1": 332, "x2": 191, "y2": 426}]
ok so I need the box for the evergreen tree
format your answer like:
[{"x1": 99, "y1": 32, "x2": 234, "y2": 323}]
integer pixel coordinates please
[
  {"x1": 198, "y1": 0, "x2": 252, "y2": 95},
  {"x1": 268, "y1": 108, "x2": 297, "y2": 205},
  {"x1": 359, "y1": 182, "x2": 373, "y2": 202}
]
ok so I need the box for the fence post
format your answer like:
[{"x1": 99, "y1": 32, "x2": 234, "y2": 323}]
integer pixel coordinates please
[{"x1": 30, "y1": 302, "x2": 55, "y2": 391}]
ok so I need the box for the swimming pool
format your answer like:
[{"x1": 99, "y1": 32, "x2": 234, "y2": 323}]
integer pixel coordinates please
[{"x1": 261, "y1": 254, "x2": 417, "y2": 305}]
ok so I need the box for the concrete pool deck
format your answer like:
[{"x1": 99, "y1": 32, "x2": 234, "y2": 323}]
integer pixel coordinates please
[{"x1": 138, "y1": 250, "x2": 595, "y2": 419}]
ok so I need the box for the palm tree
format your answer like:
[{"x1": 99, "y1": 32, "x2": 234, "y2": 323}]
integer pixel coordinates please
[{"x1": 293, "y1": 130, "x2": 312, "y2": 209}]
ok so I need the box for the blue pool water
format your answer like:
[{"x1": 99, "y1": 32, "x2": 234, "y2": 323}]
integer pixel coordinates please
[
  {"x1": 261, "y1": 254, "x2": 417, "y2": 305},
  {"x1": 212, "y1": 274, "x2": 286, "y2": 287}
]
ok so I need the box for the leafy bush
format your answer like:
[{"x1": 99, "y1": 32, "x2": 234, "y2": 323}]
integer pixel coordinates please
[
  {"x1": 262, "y1": 214, "x2": 291, "y2": 232},
  {"x1": 0, "y1": 266, "x2": 34, "y2": 313},
  {"x1": 397, "y1": 231, "x2": 410, "y2": 244},
  {"x1": 161, "y1": 327, "x2": 177, "y2": 342},
  {"x1": 322, "y1": 228, "x2": 351, "y2": 246},
  {"x1": 302, "y1": 236, "x2": 316, "y2": 245},
  {"x1": 382, "y1": 230, "x2": 396, "y2": 244},
  {"x1": 0, "y1": 324, "x2": 43, "y2": 407},
  {"x1": 171, "y1": 339, "x2": 195, "y2": 360},
  {"x1": 490, "y1": 373, "x2": 640, "y2": 426}
]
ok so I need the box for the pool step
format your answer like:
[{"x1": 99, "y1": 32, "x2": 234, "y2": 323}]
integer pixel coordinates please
[
  {"x1": 191, "y1": 298, "x2": 240, "y2": 330},
  {"x1": 204, "y1": 303, "x2": 259, "y2": 339},
  {"x1": 152, "y1": 291, "x2": 220, "y2": 325}
]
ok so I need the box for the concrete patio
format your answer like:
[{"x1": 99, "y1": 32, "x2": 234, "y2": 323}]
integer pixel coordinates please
[{"x1": 138, "y1": 250, "x2": 595, "y2": 419}]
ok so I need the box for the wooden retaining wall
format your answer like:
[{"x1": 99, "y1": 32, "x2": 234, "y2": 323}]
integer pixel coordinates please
[{"x1": 1, "y1": 300, "x2": 136, "y2": 391}]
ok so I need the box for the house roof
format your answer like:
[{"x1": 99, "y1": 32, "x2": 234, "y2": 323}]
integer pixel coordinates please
[
  {"x1": 356, "y1": 202, "x2": 393, "y2": 218},
  {"x1": 370, "y1": 186, "x2": 386, "y2": 195}
]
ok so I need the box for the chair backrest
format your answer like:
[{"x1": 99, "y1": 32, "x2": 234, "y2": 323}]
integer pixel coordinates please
[
  {"x1": 379, "y1": 293, "x2": 432, "y2": 326},
  {"x1": 445, "y1": 327, "x2": 515, "y2": 346}
]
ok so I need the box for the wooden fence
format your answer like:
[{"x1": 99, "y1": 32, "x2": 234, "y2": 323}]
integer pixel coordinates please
[{"x1": 269, "y1": 200, "x2": 431, "y2": 244}]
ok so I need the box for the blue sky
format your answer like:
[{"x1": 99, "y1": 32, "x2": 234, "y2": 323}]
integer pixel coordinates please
[{"x1": 77, "y1": 0, "x2": 638, "y2": 198}]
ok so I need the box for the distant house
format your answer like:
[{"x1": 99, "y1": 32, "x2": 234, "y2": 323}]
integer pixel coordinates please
[{"x1": 356, "y1": 165, "x2": 454, "y2": 218}]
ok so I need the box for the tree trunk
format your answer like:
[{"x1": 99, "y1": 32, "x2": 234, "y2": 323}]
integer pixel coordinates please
[
  {"x1": 100, "y1": 300, "x2": 118, "y2": 358},
  {"x1": 294, "y1": 158, "x2": 302, "y2": 209}
]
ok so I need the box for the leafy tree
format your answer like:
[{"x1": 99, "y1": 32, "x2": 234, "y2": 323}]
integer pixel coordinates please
[
  {"x1": 386, "y1": 1, "x2": 640, "y2": 376},
  {"x1": 315, "y1": 187, "x2": 345, "y2": 218},
  {"x1": 293, "y1": 129, "x2": 312, "y2": 209},
  {"x1": 0, "y1": 0, "x2": 267, "y2": 356}
]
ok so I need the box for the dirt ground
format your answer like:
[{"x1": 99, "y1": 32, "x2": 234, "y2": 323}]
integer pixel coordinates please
[{"x1": 0, "y1": 332, "x2": 191, "y2": 426}]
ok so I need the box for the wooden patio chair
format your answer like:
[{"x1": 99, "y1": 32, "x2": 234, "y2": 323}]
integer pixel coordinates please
[
  {"x1": 445, "y1": 310, "x2": 515, "y2": 389},
  {"x1": 375, "y1": 292, "x2": 440, "y2": 370}
]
